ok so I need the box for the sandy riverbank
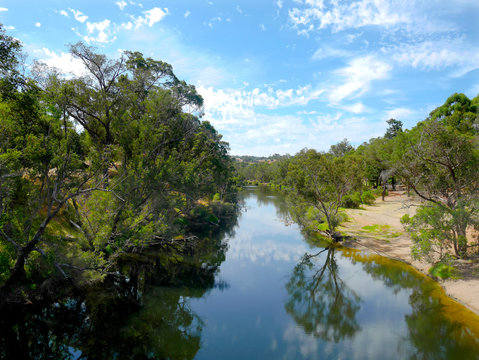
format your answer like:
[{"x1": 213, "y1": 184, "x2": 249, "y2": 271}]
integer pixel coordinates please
[{"x1": 338, "y1": 191, "x2": 479, "y2": 316}]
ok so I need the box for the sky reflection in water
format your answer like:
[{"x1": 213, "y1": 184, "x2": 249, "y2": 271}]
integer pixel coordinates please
[{"x1": 188, "y1": 187, "x2": 479, "y2": 360}]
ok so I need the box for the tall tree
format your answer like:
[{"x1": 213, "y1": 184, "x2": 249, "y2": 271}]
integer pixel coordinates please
[
  {"x1": 384, "y1": 118, "x2": 403, "y2": 139},
  {"x1": 400, "y1": 93, "x2": 479, "y2": 260},
  {"x1": 287, "y1": 149, "x2": 352, "y2": 239}
]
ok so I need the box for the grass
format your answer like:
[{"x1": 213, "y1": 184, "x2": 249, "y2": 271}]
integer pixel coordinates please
[{"x1": 360, "y1": 224, "x2": 403, "y2": 241}]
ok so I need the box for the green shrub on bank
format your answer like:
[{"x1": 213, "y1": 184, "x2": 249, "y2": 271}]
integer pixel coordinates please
[
  {"x1": 361, "y1": 190, "x2": 376, "y2": 205},
  {"x1": 429, "y1": 261, "x2": 459, "y2": 280},
  {"x1": 342, "y1": 193, "x2": 361, "y2": 208}
]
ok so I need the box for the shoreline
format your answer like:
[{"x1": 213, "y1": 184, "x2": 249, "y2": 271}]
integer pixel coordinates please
[{"x1": 338, "y1": 191, "x2": 479, "y2": 317}]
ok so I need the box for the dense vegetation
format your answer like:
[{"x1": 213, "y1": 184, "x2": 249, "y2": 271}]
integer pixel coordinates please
[
  {"x1": 0, "y1": 26, "x2": 238, "y2": 307},
  {"x1": 235, "y1": 94, "x2": 479, "y2": 272}
]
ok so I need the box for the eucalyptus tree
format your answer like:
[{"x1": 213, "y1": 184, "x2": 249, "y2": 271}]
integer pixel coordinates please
[
  {"x1": 287, "y1": 149, "x2": 353, "y2": 239},
  {"x1": 400, "y1": 93, "x2": 479, "y2": 260},
  {"x1": 0, "y1": 37, "x2": 236, "y2": 305}
]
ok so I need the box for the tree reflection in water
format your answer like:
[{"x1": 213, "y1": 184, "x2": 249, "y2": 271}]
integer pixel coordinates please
[
  {"x1": 346, "y1": 250, "x2": 479, "y2": 360},
  {"x1": 0, "y1": 211, "x2": 239, "y2": 359},
  {"x1": 285, "y1": 247, "x2": 361, "y2": 343}
]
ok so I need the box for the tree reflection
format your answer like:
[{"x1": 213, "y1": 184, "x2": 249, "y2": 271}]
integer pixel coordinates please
[
  {"x1": 246, "y1": 186, "x2": 291, "y2": 221},
  {"x1": 285, "y1": 247, "x2": 361, "y2": 342},
  {"x1": 346, "y1": 250, "x2": 479, "y2": 359},
  {"x1": 0, "y1": 208, "x2": 239, "y2": 359}
]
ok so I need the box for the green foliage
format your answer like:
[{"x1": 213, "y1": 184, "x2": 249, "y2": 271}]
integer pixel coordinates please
[
  {"x1": 361, "y1": 190, "x2": 376, "y2": 205},
  {"x1": 0, "y1": 33, "x2": 238, "y2": 296},
  {"x1": 429, "y1": 262, "x2": 458, "y2": 280},
  {"x1": 342, "y1": 192, "x2": 362, "y2": 209},
  {"x1": 398, "y1": 93, "x2": 479, "y2": 261},
  {"x1": 384, "y1": 118, "x2": 403, "y2": 139}
]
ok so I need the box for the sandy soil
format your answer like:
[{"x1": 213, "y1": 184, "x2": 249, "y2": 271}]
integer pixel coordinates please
[{"x1": 338, "y1": 191, "x2": 479, "y2": 315}]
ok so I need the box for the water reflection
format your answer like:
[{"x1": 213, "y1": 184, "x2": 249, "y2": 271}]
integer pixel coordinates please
[
  {"x1": 285, "y1": 247, "x2": 361, "y2": 343},
  {"x1": 0, "y1": 204, "x2": 239, "y2": 359},
  {"x1": 3, "y1": 187, "x2": 479, "y2": 359},
  {"x1": 345, "y1": 250, "x2": 479, "y2": 360}
]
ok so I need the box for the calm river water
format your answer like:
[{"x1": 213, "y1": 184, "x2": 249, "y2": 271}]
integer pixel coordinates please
[
  {"x1": 181, "y1": 187, "x2": 479, "y2": 359},
  {"x1": 2, "y1": 186, "x2": 479, "y2": 359}
]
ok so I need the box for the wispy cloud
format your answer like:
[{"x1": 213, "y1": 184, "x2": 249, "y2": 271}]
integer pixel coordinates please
[
  {"x1": 385, "y1": 107, "x2": 412, "y2": 120},
  {"x1": 116, "y1": 1, "x2": 127, "y2": 10},
  {"x1": 0, "y1": 8, "x2": 8, "y2": 12},
  {"x1": 35, "y1": 22, "x2": 41, "y2": 28},
  {"x1": 312, "y1": 46, "x2": 353, "y2": 60},
  {"x1": 289, "y1": 0, "x2": 409, "y2": 35},
  {"x1": 389, "y1": 37, "x2": 479, "y2": 77},
  {"x1": 328, "y1": 55, "x2": 391, "y2": 104},
  {"x1": 342, "y1": 102, "x2": 368, "y2": 114}
]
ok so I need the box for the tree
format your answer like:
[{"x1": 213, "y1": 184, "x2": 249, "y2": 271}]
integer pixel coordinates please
[
  {"x1": 384, "y1": 118, "x2": 403, "y2": 139},
  {"x1": 329, "y1": 138, "x2": 354, "y2": 158},
  {"x1": 399, "y1": 93, "x2": 479, "y2": 260},
  {"x1": 287, "y1": 149, "x2": 352, "y2": 239},
  {"x1": 0, "y1": 38, "x2": 236, "y2": 305}
]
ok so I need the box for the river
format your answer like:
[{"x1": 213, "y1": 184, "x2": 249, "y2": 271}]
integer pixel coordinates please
[{"x1": 2, "y1": 186, "x2": 479, "y2": 359}]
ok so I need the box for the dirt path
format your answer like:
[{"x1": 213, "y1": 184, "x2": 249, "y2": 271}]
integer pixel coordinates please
[{"x1": 338, "y1": 191, "x2": 479, "y2": 315}]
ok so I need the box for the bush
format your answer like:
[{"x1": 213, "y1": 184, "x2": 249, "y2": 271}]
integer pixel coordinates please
[
  {"x1": 429, "y1": 262, "x2": 458, "y2": 280},
  {"x1": 342, "y1": 193, "x2": 361, "y2": 208},
  {"x1": 361, "y1": 190, "x2": 376, "y2": 205}
]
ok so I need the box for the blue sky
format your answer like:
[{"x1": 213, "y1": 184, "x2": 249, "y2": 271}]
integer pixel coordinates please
[{"x1": 1, "y1": 0, "x2": 478, "y2": 155}]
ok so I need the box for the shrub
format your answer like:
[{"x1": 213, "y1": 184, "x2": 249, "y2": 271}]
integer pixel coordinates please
[
  {"x1": 429, "y1": 262, "x2": 458, "y2": 280},
  {"x1": 342, "y1": 193, "x2": 361, "y2": 208},
  {"x1": 361, "y1": 190, "x2": 376, "y2": 205}
]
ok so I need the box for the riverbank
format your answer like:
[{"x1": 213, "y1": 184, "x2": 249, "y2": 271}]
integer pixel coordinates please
[{"x1": 339, "y1": 191, "x2": 479, "y2": 316}]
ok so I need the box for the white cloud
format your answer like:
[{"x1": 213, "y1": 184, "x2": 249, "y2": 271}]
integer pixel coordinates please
[
  {"x1": 69, "y1": 8, "x2": 88, "y2": 23},
  {"x1": 0, "y1": 7, "x2": 8, "y2": 11},
  {"x1": 277, "y1": 0, "x2": 284, "y2": 8},
  {"x1": 385, "y1": 108, "x2": 412, "y2": 120},
  {"x1": 260, "y1": 24, "x2": 266, "y2": 31},
  {"x1": 121, "y1": 22, "x2": 133, "y2": 30},
  {"x1": 342, "y1": 102, "x2": 368, "y2": 114},
  {"x1": 4, "y1": 26, "x2": 14, "y2": 30},
  {"x1": 312, "y1": 46, "x2": 352, "y2": 60},
  {"x1": 184, "y1": 11, "x2": 191, "y2": 18},
  {"x1": 59, "y1": 9, "x2": 68, "y2": 17},
  {"x1": 328, "y1": 55, "x2": 392, "y2": 104},
  {"x1": 116, "y1": 1, "x2": 127, "y2": 10},
  {"x1": 84, "y1": 19, "x2": 112, "y2": 43},
  {"x1": 35, "y1": 22, "x2": 41, "y2": 28},
  {"x1": 198, "y1": 85, "x2": 325, "y2": 125},
  {"x1": 144, "y1": 7, "x2": 168, "y2": 26},
  {"x1": 289, "y1": 0, "x2": 409, "y2": 34},
  {"x1": 391, "y1": 38, "x2": 479, "y2": 77},
  {"x1": 134, "y1": 7, "x2": 169, "y2": 28},
  {"x1": 38, "y1": 48, "x2": 87, "y2": 77}
]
